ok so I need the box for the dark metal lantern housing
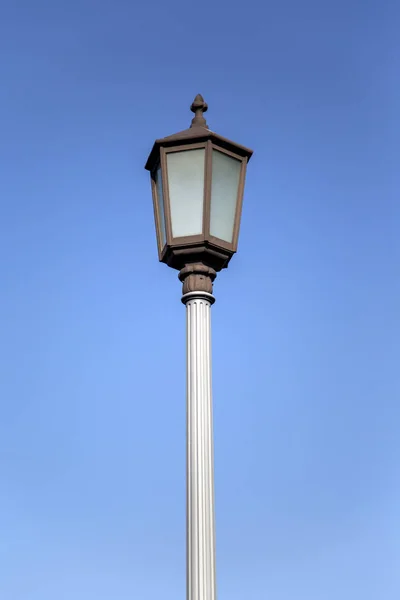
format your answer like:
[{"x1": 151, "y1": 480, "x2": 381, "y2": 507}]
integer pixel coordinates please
[{"x1": 145, "y1": 94, "x2": 253, "y2": 272}]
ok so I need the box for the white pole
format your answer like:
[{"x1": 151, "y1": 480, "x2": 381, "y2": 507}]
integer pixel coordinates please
[{"x1": 182, "y1": 288, "x2": 217, "y2": 600}]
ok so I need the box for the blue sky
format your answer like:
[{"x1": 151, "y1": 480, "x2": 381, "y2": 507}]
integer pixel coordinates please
[{"x1": 0, "y1": 0, "x2": 398, "y2": 598}]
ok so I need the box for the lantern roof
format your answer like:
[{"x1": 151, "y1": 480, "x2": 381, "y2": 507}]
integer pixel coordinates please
[{"x1": 145, "y1": 94, "x2": 253, "y2": 172}]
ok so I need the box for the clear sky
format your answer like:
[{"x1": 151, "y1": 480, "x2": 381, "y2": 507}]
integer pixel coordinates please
[{"x1": 0, "y1": 1, "x2": 398, "y2": 598}]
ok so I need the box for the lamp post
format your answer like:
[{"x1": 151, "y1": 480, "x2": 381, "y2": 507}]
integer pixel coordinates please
[{"x1": 145, "y1": 94, "x2": 253, "y2": 600}]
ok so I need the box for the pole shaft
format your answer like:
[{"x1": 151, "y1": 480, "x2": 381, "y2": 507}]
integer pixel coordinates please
[{"x1": 184, "y1": 292, "x2": 216, "y2": 600}]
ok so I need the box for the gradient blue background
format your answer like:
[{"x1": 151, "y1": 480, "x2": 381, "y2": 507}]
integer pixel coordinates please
[{"x1": 0, "y1": 1, "x2": 398, "y2": 598}]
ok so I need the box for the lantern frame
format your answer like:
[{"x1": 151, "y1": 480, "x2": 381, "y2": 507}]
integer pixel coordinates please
[{"x1": 145, "y1": 98, "x2": 253, "y2": 272}]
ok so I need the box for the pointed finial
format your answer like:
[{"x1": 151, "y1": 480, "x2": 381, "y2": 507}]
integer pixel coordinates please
[{"x1": 190, "y1": 94, "x2": 208, "y2": 128}]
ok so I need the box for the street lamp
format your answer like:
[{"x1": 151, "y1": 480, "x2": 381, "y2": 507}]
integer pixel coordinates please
[{"x1": 145, "y1": 94, "x2": 253, "y2": 600}]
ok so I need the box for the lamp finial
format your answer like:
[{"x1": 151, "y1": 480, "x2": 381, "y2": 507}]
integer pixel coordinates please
[{"x1": 190, "y1": 94, "x2": 208, "y2": 128}]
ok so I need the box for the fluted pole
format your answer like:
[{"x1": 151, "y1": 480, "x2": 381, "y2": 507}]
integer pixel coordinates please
[{"x1": 180, "y1": 264, "x2": 217, "y2": 600}]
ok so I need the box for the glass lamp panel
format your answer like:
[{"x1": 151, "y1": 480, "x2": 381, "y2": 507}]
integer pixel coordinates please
[
  {"x1": 210, "y1": 150, "x2": 242, "y2": 243},
  {"x1": 166, "y1": 148, "x2": 205, "y2": 238},
  {"x1": 155, "y1": 166, "x2": 167, "y2": 248}
]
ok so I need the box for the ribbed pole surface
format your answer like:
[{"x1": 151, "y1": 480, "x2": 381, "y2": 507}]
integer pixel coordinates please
[{"x1": 184, "y1": 292, "x2": 216, "y2": 600}]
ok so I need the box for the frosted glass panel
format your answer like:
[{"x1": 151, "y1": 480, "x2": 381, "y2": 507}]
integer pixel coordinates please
[
  {"x1": 167, "y1": 149, "x2": 205, "y2": 238},
  {"x1": 155, "y1": 166, "x2": 166, "y2": 247},
  {"x1": 210, "y1": 150, "x2": 241, "y2": 243}
]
